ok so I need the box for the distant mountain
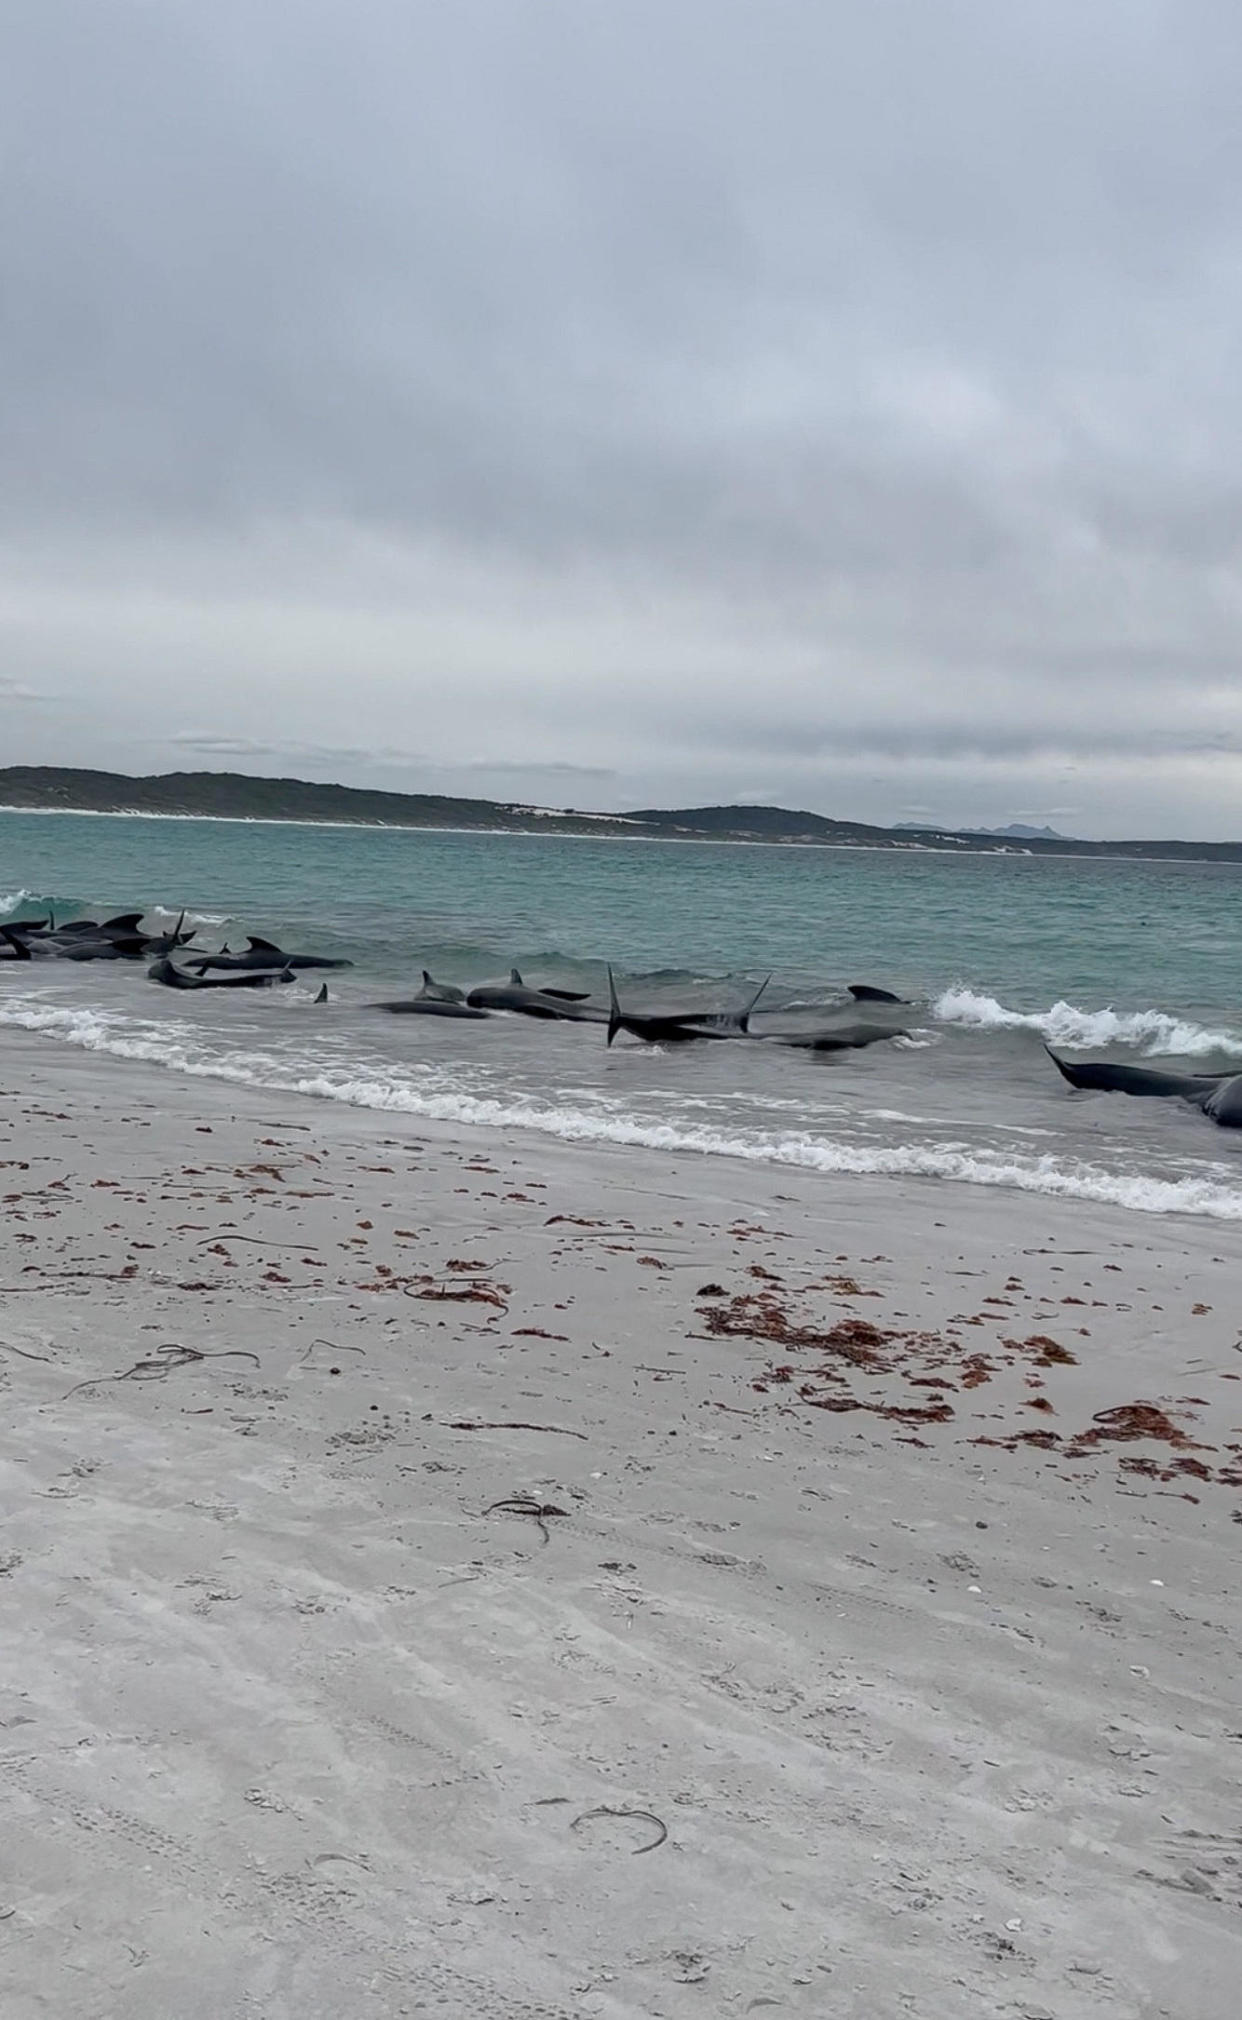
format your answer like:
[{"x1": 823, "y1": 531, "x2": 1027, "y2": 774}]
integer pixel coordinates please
[
  {"x1": 895, "y1": 820, "x2": 1072, "y2": 841},
  {"x1": 0, "y1": 768, "x2": 1237, "y2": 862},
  {"x1": 967, "y1": 822, "x2": 1072, "y2": 841}
]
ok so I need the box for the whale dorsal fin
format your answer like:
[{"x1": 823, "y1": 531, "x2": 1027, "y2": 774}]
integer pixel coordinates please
[
  {"x1": 248, "y1": 936, "x2": 283, "y2": 952},
  {"x1": 314, "y1": 983, "x2": 328, "y2": 1004},
  {"x1": 422, "y1": 970, "x2": 434, "y2": 987},
  {"x1": 509, "y1": 968, "x2": 523, "y2": 986},
  {"x1": 103, "y1": 912, "x2": 144, "y2": 931}
]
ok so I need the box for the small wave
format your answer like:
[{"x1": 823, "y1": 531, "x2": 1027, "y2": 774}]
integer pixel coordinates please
[
  {"x1": 934, "y1": 988, "x2": 1242, "y2": 1058},
  {"x1": 147, "y1": 904, "x2": 231, "y2": 930},
  {"x1": 3, "y1": 997, "x2": 1240, "y2": 1220}
]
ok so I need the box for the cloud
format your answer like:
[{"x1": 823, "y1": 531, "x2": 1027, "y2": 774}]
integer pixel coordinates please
[
  {"x1": 1, "y1": 2, "x2": 1241, "y2": 834},
  {"x1": 456, "y1": 760, "x2": 617, "y2": 780},
  {"x1": 170, "y1": 732, "x2": 429, "y2": 770}
]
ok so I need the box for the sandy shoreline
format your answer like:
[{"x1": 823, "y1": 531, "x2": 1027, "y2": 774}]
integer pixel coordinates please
[{"x1": 2, "y1": 1028, "x2": 1239, "y2": 2018}]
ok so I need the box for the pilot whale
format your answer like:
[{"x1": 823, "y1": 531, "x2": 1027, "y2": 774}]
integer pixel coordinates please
[
  {"x1": 1046, "y1": 1047, "x2": 1242, "y2": 1128},
  {"x1": 467, "y1": 969, "x2": 603, "y2": 1021},
  {"x1": 606, "y1": 969, "x2": 770, "y2": 1047}
]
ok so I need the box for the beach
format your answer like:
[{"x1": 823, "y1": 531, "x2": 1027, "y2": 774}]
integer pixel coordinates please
[{"x1": 2, "y1": 1025, "x2": 1239, "y2": 2019}]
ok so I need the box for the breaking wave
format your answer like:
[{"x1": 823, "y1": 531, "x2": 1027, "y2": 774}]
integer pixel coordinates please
[
  {"x1": 934, "y1": 987, "x2": 1242, "y2": 1058},
  {"x1": 3, "y1": 996, "x2": 1240, "y2": 1221}
]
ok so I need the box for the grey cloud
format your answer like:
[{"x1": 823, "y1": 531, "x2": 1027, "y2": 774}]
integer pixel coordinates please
[
  {"x1": 456, "y1": 761, "x2": 617, "y2": 781},
  {"x1": 170, "y1": 732, "x2": 430, "y2": 769},
  {"x1": 170, "y1": 736, "x2": 285, "y2": 759},
  {"x1": 2, "y1": 2, "x2": 1242, "y2": 833}
]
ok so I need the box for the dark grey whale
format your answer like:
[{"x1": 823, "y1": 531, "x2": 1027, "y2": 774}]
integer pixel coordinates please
[
  {"x1": 35, "y1": 933, "x2": 150, "y2": 962},
  {"x1": 371, "y1": 996, "x2": 491, "y2": 1019},
  {"x1": 184, "y1": 936, "x2": 353, "y2": 973},
  {"x1": 756, "y1": 1014, "x2": 906, "y2": 1051},
  {"x1": 147, "y1": 956, "x2": 296, "y2": 990},
  {"x1": 419, "y1": 970, "x2": 467, "y2": 1004},
  {"x1": 467, "y1": 969, "x2": 604, "y2": 1021},
  {"x1": 847, "y1": 984, "x2": 907, "y2": 1005},
  {"x1": 141, "y1": 911, "x2": 195, "y2": 957},
  {"x1": 606, "y1": 969, "x2": 770, "y2": 1047},
  {"x1": 1046, "y1": 1047, "x2": 1242, "y2": 1127}
]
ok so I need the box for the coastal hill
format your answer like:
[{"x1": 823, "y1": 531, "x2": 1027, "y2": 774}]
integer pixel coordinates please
[{"x1": 1, "y1": 766, "x2": 1239, "y2": 862}]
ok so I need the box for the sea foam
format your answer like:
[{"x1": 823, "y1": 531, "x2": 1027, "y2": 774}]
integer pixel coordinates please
[
  {"x1": 3, "y1": 996, "x2": 1240, "y2": 1221},
  {"x1": 934, "y1": 988, "x2": 1242, "y2": 1058}
]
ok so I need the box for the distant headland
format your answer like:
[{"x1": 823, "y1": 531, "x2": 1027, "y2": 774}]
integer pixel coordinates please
[{"x1": 1, "y1": 766, "x2": 1239, "y2": 863}]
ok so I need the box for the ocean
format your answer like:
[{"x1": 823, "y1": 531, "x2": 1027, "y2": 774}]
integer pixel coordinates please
[{"x1": 3, "y1": 809, "x2": 1241, "y2": 1218}]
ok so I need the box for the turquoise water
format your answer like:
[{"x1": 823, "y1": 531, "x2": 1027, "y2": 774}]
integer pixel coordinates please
[{"x1": 3, "y1": 810, "x2": 1241, "y2": 1218}]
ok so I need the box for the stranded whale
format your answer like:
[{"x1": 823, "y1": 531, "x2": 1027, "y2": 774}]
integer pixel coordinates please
[{"x1": 1046, "y1": 1047, "x2": 1242, "y2": 1128}]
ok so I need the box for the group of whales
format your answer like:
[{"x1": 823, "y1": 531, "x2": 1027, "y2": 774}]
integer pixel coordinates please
[
  {"x1": 5, "y1": 909, "x2": 1240, "y2": 1124},
  {"x1": 0, "y1": 909, "x2": 196, "y2": 962},
  {"x1": 349, "y1": 965, "x2": 914, "y2": 1052},
  {"x1": 382, "y1": 979, "x2": 1242, "y2": 1112},
  {"x1": 0, "y1": 910, "x2": 910, "y2": 1047}
]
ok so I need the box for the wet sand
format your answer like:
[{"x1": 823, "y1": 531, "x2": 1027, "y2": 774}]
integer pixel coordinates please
[{"x1": 1, "y1": 1030, "x2": 1239, "y2": 2019}]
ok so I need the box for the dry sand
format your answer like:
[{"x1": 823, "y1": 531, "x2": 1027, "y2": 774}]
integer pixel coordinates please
[{"x1": 1, "y1": 1029, "x2": 1240, "y2": 2019}]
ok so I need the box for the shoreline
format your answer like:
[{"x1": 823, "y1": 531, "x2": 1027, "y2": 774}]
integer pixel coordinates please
[
  {"x1": 2, "y1": 1025, "x2": 1239, "y2": 2015},
  {"x1": 4, "y1": 802, "x2": 1241, "y2": 867},
  {"x1": 3, "y1": 1012, "x2": 1241, "y2": 1221}
]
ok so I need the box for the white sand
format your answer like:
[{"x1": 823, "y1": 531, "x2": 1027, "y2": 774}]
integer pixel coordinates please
[{"x1": 1, "y1": 1030, "x2": 1239, "y2": 2019}]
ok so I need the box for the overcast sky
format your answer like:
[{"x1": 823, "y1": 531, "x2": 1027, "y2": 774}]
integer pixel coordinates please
[{"x1": 3, "y1": 1, "x2": 1242, "y2": 837}]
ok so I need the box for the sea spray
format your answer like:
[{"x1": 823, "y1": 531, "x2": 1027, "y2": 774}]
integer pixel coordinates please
[{"x1": 934, "y1": 988, "x2": 1242, "y2": 1058}]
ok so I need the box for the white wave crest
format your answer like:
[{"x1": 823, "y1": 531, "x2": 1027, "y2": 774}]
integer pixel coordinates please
[
  {"x1": 147, "y1": 905, "x2": 231, "y2": 929},
  {"x1": 3, "y1": 997, "x2": 1241, "y2": 1221},
  {"x1": 934, "y1": 987, "x2": 1242, "y2": 1058},
  {"x1": 0, "y1": 889, "x2": 34, "y2": 914}
]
